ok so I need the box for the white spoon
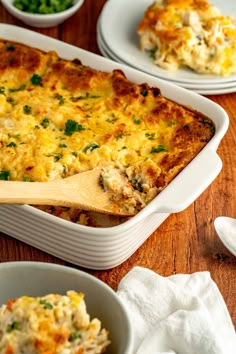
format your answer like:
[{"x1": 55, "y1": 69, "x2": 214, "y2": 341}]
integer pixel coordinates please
[{"x1": 214, "y1": 217, "x2": 236, "y2": 257}]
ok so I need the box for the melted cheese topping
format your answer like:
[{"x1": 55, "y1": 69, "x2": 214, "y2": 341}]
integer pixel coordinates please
[
  {"x1": 0, "y1": 291, "x2": 110, "y2": 354},
  {"x1": 0, "y1": 39, "x2": 215, "y2": 215},
  {"x1": 137, "y1": 0, "x2": 236, "y2": 75}
]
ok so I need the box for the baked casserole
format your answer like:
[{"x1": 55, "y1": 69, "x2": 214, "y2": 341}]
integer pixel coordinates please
[
  {"x1": 0, "y1": 39, "x2": 215, "y2": 224},
  {"x1": 0, "y1": 291, "x2": 110, "y2": 353},
  {"x1": 137, "y1": 0, "x2": 236, "y2": 75}
]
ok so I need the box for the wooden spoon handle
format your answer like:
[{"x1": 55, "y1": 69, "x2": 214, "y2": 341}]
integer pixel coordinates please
[{"x1": 0, "y1": 180, "x2": 63, "y2": 206}]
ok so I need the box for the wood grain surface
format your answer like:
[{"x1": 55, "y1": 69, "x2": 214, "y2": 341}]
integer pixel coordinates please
[{"x1": 0, "y1": 0, "x2": 235, "y2": 328}]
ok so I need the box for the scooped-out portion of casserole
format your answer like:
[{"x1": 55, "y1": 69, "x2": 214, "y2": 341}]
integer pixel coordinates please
[
  {"x1": 0, "y1": 291, "x2": 110, "y2": 353},
  {"x1": 0, "y1": 39, "x2": 215, "y2": 224},
  {"x1": 137, "y1": 0, "x2": 236, "y2": 75}
]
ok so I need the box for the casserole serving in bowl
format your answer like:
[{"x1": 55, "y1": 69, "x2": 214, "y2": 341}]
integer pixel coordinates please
[
  {"x1": 0, "y1": 261, "x2": 134, "y2": 354},
  {"x1": 0, "y1": 24, "x2": 229, "y2": 269}
]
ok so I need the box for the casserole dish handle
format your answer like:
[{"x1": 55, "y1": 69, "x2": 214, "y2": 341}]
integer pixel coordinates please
[{"x1": 150, "y1": 148, "x2": 222, "y2": 214}]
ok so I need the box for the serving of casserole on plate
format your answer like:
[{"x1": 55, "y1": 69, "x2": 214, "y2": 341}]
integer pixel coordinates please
[
  {"x1": 98, "y1": 0, "x2": 236, "y2": 95},
  {"x1": 137, "y1": 0, "x2": 236, "y2": 75},
  {"x1": 0, "y1": 24, "x2": 229, "y2": 270}
]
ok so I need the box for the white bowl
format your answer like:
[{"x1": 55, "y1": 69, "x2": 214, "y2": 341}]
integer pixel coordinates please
[
  {"x1": 0, "y1": 261, "x2": 134, "y2": 354},
  {"x1": 1, "y1": 0, "x2": 84, "y2": 27},
  {"x1": 0, "y1": 24, "x2": 229, "y2": 270}
]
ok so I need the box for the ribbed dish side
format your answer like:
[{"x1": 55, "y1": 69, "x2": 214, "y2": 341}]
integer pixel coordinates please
[{"x1": 0, "y1": 205, "x2": 169, "y2": 269}]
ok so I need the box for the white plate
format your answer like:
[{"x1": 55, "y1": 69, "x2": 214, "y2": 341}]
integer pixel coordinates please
[
  {"x1": 99, "y1": 0, "x2": 236, "y2": 85},
  {"x1": 0, "y1": 24, "x2": 229, "y2": 270},
  {"x1": 97, "y1": 29, "x2": 236, "y2": 95},
  {"x1": 97, "y1": 19, "x2": 236, "y2": 90}
]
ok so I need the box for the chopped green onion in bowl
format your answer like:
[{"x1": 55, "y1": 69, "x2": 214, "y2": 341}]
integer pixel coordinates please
[
  {"x1": 1, "y1": 0, "x2": 84, "y2": 27},
  {"x1": 13, "y1": 0, "x2": 74, "y2": 14}
]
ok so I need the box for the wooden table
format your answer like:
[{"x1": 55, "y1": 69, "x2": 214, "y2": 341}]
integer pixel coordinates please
[{"x1": 0, "y1": 0, "x2": 235, "y2": 328}]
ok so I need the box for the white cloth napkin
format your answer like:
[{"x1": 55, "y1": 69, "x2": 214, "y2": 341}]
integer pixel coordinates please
[{"x1": 117, "y1": 267, "x2": 236, "y2": 354}]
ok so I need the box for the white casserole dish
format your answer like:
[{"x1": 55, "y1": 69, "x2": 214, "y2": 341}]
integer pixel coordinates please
[{"x1": 0, "y1": 24, "x2": 229, "y2": 270}]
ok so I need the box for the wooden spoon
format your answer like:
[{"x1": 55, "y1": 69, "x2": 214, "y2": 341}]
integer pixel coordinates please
[{"x1": 0, "y1": 169, "x2": 133, "y2": 216}]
